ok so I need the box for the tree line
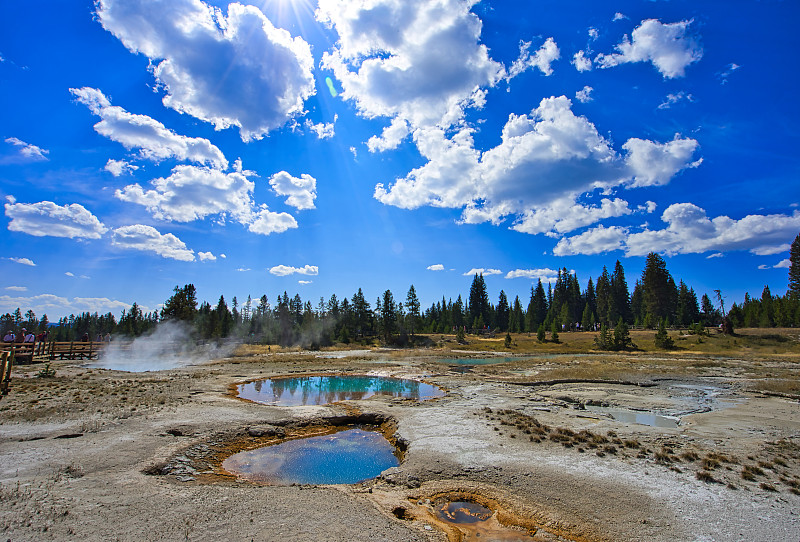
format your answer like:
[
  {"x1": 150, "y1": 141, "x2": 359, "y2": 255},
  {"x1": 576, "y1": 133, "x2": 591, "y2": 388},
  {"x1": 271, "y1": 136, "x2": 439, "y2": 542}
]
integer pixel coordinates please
[{"x1": 3, "y1": 237, "x2": 800, "y2": 346}]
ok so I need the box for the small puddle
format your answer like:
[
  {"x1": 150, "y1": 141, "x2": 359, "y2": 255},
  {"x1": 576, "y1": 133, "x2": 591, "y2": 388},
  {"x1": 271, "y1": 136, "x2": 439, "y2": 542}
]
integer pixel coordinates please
[
  {"x1": 433, "y1": 499, "x2": 536, "y2": 541},
  {"x1": 236, "y1": 375, "x2": 445, "y2": 406},
  {"x1": 585, "y1": 406, "x2": 679, "y2": 428},
  {"x1": 222, "y1": 428, "x2": 399, "y2": 484}
]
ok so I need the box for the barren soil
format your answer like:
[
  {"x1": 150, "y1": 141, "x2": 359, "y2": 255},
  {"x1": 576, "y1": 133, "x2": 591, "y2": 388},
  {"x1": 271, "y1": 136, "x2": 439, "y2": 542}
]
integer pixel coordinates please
[{"x1": 1, "y1": 338, "x2": 799, "y2": 541}]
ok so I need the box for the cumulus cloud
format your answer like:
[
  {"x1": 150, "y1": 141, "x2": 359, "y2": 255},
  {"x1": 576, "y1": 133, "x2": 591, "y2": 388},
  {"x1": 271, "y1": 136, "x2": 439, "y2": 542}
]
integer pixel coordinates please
[
  {"x1": 305, "y1": 118, "x2": 336, "y2": 140},
  {"x1": 375, "y1": 96, "x2": 700, "y2": 236},
  {"x1": 8, "y1": 257, "x2": 36, "y2": 267},
  {"x1": 0, "y1": 293, "x2": 133, "y2": 319},
  {"x1": 111, "y1": 224, "x2": 195, "y2": 261},
  {"x1": 318, "y1": 0, "x2": 504, "y2": 131},
  {"x1": 116, "y1": 164, "x2": 255, "y2": 223},
  {"x1": 555, "y1": 204, "x2": 800, "y2": 257},
  {"x1": 508, "y1": 37, "x2": 560, "y2": 79},
  {"x1": 5, "y1": 286, "x2": 28, "y2": 292},
  {"x1": 774, "y1": 259, "x2": 791, "y2": 269},
  {"x1": 596, "y1": 19, "x2": 703, "y2": 78},
  {"x1": 198, "y1": 251, "x2": 216, "y2": 261},
  {"x1": 572, "y1": 51, "x2": 592, "y2": 72},
  {"x1": 71, "y1": 87, "x2": 227, "y2": 169},
  {"x1": 427, "y1": 264, "x2": 445, "y2": 271},
  {"x1": 4, "y1": 137, "x2": 49, "y2": 161},
  {"x1": 463, "y1": 268, "x2": 501, "y2": 276},
  {"x1": 751, "y1": 244, "x2": 790, "y2": 256},
  {"x1": 5, "y1": 201, "x2": 108, "y2": 239},
  {"x1": 97, "y1": 0, "x2": 315, "y2": 141},
  {"x1": 575, "y1": 85, "x2": 593, "y2": 103},
  {"x1": 368, "y1": 118, "x2": 410, "y2": 153},
  {"x1": 268, "y1": 171, "x2": 317, "y2": 210},
  {"x1": 553, "y1": 225, "x2": 627, "y2": 256},
  {"x1": 269, "y1": 264, "x2": 318, "y2": 276},
  {"x1": 248, "y1": 208, "x2": 298, "y2": 235},
  {"x1": 105, "y1": 158, "x2": 139, "y2": 176},
  {"x1": 613, "y1": 13, "x2": 628, "y2": 22},
  {"x1": 505, "y1": 268, "x2": 559, "y2": 281}
]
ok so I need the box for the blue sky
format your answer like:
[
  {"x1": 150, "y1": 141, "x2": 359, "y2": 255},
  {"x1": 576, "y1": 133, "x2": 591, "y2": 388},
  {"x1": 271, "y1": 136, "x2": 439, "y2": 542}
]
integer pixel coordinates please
[{"x1": 1, "y1": 0, "x2": 798, "y2": 320}]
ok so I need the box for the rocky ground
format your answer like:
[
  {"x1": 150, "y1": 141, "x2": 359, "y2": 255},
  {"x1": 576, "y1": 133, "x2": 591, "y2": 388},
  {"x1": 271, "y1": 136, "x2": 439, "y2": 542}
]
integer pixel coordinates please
[{"x1": 1, "y1": 345, "x2": 799, "y2": 541}]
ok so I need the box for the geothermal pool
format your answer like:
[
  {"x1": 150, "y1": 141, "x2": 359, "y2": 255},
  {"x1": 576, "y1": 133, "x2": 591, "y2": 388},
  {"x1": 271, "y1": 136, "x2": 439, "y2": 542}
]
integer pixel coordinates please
[
  {"x1": 222, "y1": 428, "x2": 399, "y2": 484},
  {"x1": 236, "y1": 375, "x2": 445, "y2": 406}
]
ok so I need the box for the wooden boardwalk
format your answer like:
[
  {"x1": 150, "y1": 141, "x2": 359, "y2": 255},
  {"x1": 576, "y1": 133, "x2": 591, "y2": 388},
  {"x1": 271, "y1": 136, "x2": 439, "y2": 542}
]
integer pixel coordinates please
[{"x1": 1, "y1": 341, "x2": 106, "y2": 364}]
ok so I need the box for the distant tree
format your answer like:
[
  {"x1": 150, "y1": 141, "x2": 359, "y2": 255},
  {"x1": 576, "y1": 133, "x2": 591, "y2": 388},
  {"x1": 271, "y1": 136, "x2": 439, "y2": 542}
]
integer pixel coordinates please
[
  {"x1": 676, "y1": 281, "x2": 700, "y2": 326},
  {"x1": 613, "y1": 318, "x2": 635, "y2": 350},
  {"x1": 611, "y1": 260, "x2": 632, "y2": 324},
  {"x1": 641, "y1": 253, "x2": 677, "y2": 324},
  {"x1": 161, "y1": 284, "x2": 198, "y2": 323},
  {"x1": 504, "y1": 331, "x2": 513, "y2": 349},
  {"x1": 537, "y1": 324, "x2": 546, "y2": 343},
  {"x1": 379, "y1": 290, "x2": 397, "y2": 342},
  {"x1": 509, "y1": 296, "x2": 524, "y2": 333},
  {"x1": 468, "y1": 274, "x2": 490, "y2": 329},
  {"x1": 595, "y1": 266, "x2": 612, "y2": 326},
  {"x1": 405, "y1": 285, "x2": 420, "y2": 336},
  {"x1": 789, "y1": 233, "x2": 800, "y2": 299},
  {"x1": 594, "y1": 324, "x2": 612, "y2": 350},
  {"x1": 581, "y1": 303, "x2": 593, "y2": 331},
  {"x1": 527, "y1": 280, "x2": 547, "y2": 332},
  {"x1": 496, "y1": 290, "x2": 510, "y2": 332},
  {"x1": 550, "y1": 319, "x2": 559, "y2": 343},
  {"x1": 654, "y1": 318, "x2": 675, "y2": 349}
]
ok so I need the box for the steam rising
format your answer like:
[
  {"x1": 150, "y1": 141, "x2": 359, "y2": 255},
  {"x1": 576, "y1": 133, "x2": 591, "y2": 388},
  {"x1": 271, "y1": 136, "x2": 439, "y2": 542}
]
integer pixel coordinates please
[{"x1": 88, "y1": 321, "x2": 235, "y2": 372}]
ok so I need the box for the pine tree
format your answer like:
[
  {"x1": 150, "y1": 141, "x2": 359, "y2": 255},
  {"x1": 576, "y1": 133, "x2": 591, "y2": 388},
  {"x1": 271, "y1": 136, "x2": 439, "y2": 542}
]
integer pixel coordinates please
[
  {"x1": 405, "y1": 285, "x2": 420, "y2": 336},
  {"x1": 611, "y1": 260, "x2": 632, "y2": 324},
  {"x1": 595, "y1": 266, "x2": 612, "y2": 326},
  {"x1": 654, "y1": 318, "x2": 675, "y2": 349},
  {"x1": 612, "y1": 318, "x2": 635, "y2": 351},
  {"x1": 496, "y1": 290, "x2": 510, "y2": 332},
  {"x1": 789, "y1": 232, "x2": 800, "y2": 299},
  {"x1": 641, "y1": 252, "x2": 676, "y2": 324},
  {"x1": 551, "y1": 319, "x2": 559, "y2": 343},
  {"x1": 468, "y1": 274, "x2": 490, "y2": 329}
]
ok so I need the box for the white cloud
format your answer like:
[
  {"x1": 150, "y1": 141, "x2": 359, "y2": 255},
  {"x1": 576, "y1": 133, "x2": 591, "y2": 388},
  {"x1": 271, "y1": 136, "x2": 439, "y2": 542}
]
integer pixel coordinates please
[
  {"x1": 8, "y1": 257, "x2": 36, "y2": 267},
  {"x1": 613, "y1": 13, "x2": 628, "y2": 22},
  {"x1": 105, "y1": 158, "x2": 139, "y2": 176},
  {"x1": 318, "y1": 0, "x2": 504, "y2": 131},
  {"x1": 427, "y1": 264, "x2": 445, "y2": 271},
  {"x1": 116, "y1": 165, "x2": 255, "y2": 223},
  {"x1": 219, "y1": 253, "x2": 226, "y2": 259},
  {"x1": 198, "y1": 251, "x2": 216, "y2": 261},
  {"x1": 269, "y1": 264, "x2": 318, "y2": 276},
  {"x1": 572, "y1": 51, "x2": 592, "y2": 72},
  {"x1": 0, "y1": 293, "x2": 134, "y2": 319},
  {"x1": 97, "y1": 0, "x2": 315, "y2": 141},
  {"x1": 575, "y1": 85, "x2": 593, "y2": 103},
  {"x1": 774, "y1": 259, "x2": 791, "y2": 269},
  {"x1": 758, "y1": 264, "x2": 770, "y2": 270},
  {"x1": 305, "y1": 117, "x2": 336, "y2": 139},
  {"x1": 622, "y1": 204, "x2": 800, "y2": 257},
  {"x1": 248, "y1": 208, "x2": 298, "y2": 235},
  {"x1": 5, "y1": 286, "x2": 28, "y2": 292},
  {"x1": 111, "y1": 224, "x2": 195, "y2": 261},
  {"x1": 623, "y1": 136, "x2": 701, "y2": 187},
  {"x1": 298, "y1": 280, "x2": 312, "y2": 285},
  {"x1": 552, "y1": 225, "x2": 627, "y2": 256},
  {"x1": 508, "y1": 37, "x2": 560, "y2": 79},
  {"x1": 750, "y1": 244, "x2": 790, "y2": 256},
  {"x1": 596, "y1": 19, "x2": 702, "y2": 78},
  {"x1": 65, "y1": 272, "x2": 75, "y2": 277},
  {"x1": 268, "y1": 171, "x2": 317, "y2": 210},
  {"x1": 368, "y1": 118, "x2": 410, "y2": 153},
  {"x1": 657, "y1": 91, "x2": 694, "y2": 110},
  {"x1": 463, "y1": 268, "x2": 501, "y2": 276},
  {"x1": 706, "y1": 253, "x2": 723, "y2": 259},
  {"x1": 4, "y1": 137, "x2": 49, "y2": 161},
  {"x1": 71, "y1": 87, "x2": 227, "y2": 169},
  {"x1": 376, "y1": 96, "x2": 700, "y2": 236},
  {"x1": 5, "y1": 201, "x2": 108, "y2": 239},
  {"x1": 505, "y1": 268, "x2": 559, "y2": 282}
]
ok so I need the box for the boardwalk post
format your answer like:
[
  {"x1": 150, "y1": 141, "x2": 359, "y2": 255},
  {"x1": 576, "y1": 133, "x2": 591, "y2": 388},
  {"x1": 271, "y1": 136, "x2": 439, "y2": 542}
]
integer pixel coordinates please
[{"x1": 1, "y1": 351, "x2": 12, "y2": 398}]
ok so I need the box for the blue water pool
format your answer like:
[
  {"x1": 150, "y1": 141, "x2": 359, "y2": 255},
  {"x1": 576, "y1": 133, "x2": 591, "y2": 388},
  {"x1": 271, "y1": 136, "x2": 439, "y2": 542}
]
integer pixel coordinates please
[
  {"x1": 237, "y1": 375, "x2": 445, "y2": 406},
  {"x1": 222, "y1": 428, "x2": 399, "y2": 484}
]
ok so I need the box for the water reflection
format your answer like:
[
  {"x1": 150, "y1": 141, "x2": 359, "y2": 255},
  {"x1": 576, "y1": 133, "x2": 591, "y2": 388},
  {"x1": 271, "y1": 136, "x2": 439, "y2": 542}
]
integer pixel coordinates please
[
  {"x1": 237, "y1": 375, "x2": 444, "y2": 406},
  {"x1": 435, "y1": 500, "x2": 536, "y2": 541},
  {"x1": 222, "y1": 428, "x2": 398, "y2": 484}
]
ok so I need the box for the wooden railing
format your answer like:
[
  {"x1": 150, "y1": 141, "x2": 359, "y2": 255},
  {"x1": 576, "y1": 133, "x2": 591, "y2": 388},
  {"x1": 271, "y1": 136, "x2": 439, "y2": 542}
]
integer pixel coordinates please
[
  {"x1": 1, "y1": 351, "x2": 12, "y2": 398},
  {"x1": 1, "y1": 341, "x2": 107, "y2": 363}
]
